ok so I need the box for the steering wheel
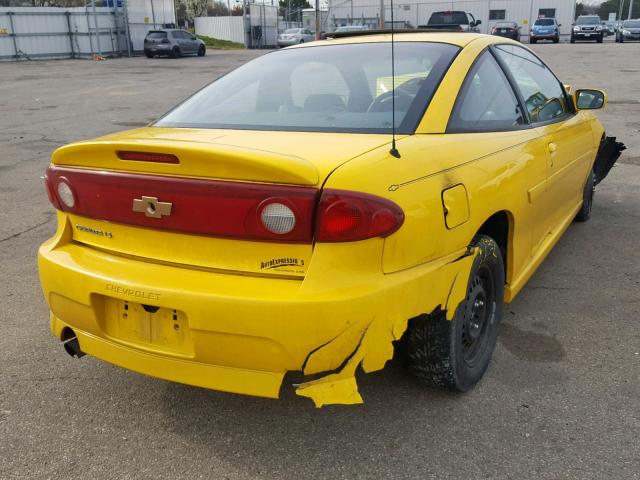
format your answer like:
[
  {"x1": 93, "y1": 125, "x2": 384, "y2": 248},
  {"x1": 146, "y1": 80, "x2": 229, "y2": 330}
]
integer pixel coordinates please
[{"x1": 367, "y1": 89, "x2": 414, "y2": 113}]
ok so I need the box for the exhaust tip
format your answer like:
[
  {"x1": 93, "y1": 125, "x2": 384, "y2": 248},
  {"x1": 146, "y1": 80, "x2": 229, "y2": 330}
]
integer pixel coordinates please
[{"x1": 61, "y1": 327, "x2": 85, "y2": 358}]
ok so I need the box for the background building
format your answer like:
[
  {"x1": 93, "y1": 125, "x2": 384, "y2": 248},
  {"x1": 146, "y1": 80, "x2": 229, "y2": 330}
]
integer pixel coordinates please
[{"x1": 326, "y1": 0, "x2": 577, "y2": 40}]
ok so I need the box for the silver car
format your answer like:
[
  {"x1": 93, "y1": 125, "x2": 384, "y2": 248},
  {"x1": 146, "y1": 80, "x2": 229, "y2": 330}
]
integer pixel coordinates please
[
  {"x1": 144, "y1": 29, "x2": 206, "y2": 58},
  {"x1": 277, "y1": 28, "x2": 315, "y2": 47},
  {"x1": 616, "y1": 19, "x2": 640, "y2": 42}
]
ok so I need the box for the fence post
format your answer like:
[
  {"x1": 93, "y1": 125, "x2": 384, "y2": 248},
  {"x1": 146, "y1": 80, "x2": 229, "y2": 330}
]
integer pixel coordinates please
[
  {"x1": 7, "y1": 12, "x2": 19, "y2": 59},
  {"x1": 66, "y1": 12, "x2": 75, "y2": 58}
]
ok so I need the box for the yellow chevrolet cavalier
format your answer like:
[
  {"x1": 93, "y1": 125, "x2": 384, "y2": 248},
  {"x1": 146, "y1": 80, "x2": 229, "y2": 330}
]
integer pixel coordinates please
[{"x1": 38, "y1": 32, "x2": 623, "y2": 407}]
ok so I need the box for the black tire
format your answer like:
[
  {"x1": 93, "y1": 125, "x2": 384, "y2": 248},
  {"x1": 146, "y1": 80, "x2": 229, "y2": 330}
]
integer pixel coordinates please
[
  {"x1": 299, "y1": 39, "x2": 305, "y2": 44},
  {"x1": 144, "y1": 51, "x2": 153, "y2": 58},
  {"x1": 197, "y1": 45, "x2": 206, "y2": 57},
  {"x1": 553, "y1": 36, "x2": 559, "y2": 43},
  {"x1": 170, "y1": 46, "x2": 181, "y2": 58},
  {"x1": 406, "y1": 235, "x2": 505, "y2": 392},
  {"x1": 575, "y1": 170, "x2": 595, "y2": 222},
  {"x1": 570, "y1": 36, "x2": 575, "y2": 43},
  {"x1": 597, "y1": 34, "x2": 603, "y2": 43},
  {"x1": 530, "y1": 38, "x2": 536, "y2": 44},
  {"x1": 620, "y1": 36, "x2": 624, "y2": 43}
]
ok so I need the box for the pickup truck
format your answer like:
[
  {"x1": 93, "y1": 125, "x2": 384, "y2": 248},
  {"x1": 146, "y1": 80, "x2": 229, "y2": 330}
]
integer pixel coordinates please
[{"x1": 420, "y1": 11, "x2": 481, "y2": 32}]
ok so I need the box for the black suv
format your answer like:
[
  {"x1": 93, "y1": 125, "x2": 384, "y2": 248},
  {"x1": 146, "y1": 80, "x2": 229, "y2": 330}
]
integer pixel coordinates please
[{"x1": 571, "y1": 16, "x2": 604, "y2": 43}]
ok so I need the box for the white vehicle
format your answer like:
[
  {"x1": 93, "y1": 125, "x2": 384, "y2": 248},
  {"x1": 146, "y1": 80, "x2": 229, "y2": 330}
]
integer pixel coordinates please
[
  {"x1": 278, "y1": 28, "x2": 315, "y2": 47},
  {"x1": 334, "y1": 25, "x2": 370, "y2": 33}
]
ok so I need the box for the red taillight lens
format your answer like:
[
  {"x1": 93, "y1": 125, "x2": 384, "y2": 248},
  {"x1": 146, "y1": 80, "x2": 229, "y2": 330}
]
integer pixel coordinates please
[
  {"x1": 316, "y1": 189, "x2": 404, "y2": 242},
  {"x1": 117, "y1": 151, "x2": 179, "y2": 164},
  {"x1": 44, "y1": 166, "x2": 317, "y2": 243}
]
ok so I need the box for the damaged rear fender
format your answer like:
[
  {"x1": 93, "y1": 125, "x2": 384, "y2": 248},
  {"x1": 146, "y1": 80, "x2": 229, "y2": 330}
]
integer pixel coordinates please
[{"x1": 294, "y1": 250, "x2": 478, "y2": 407}]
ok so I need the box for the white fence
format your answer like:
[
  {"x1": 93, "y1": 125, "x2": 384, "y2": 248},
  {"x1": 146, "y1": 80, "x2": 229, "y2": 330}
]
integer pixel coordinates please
[
  {"x1": 195, "y1": 16, "x2": 244, "y2": 44},
  {"x1": 0, "y1": 0, "x2": 176, "y2": 60},
  {"x1": 0, "y1": 7, "x2": 126, "y2": 60}
]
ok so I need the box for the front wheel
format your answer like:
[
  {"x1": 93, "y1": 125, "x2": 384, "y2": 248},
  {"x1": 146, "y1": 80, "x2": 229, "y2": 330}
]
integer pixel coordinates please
[
  {"x1": 575, "y1": 170, "x2": 595, "y2": 222},
  {"x1": 570, "y1": 36, "x2": 575, "y2": 43},
  {"x1": 597, "y1": 35, "x2": 603, "y2": 43},
  {"x1": 197, "y1": 45, "x2": 206, "y2": 56},
  {"x1": 406, "y1": 235, "x2": 504, "y2": 391}
]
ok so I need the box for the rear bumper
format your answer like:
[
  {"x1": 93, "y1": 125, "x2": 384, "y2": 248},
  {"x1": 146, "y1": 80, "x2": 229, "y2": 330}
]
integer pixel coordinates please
[
  {"x1": 38, "y1": 216, "x2": 471, "y2": 404},
  {"x1": 572, "y1": 32, "x2": 602, "y2": 39}
]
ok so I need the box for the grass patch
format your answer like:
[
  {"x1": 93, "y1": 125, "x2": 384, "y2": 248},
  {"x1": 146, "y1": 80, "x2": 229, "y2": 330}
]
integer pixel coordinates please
[{"x1": 197, "y1": 35, "x2": 245, "y2": 49}]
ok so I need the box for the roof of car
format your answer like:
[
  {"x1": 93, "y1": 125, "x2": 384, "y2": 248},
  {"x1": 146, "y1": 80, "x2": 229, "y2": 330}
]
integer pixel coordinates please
[{"x1": 294, "y1": 31, "x2": 490, "y2": 48}]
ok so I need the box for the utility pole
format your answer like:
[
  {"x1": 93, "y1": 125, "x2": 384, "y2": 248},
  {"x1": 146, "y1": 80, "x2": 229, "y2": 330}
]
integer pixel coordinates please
[
  {"x1": 628, "y1": 0, "x2": 634, "y2": 19},
  {"x1": 315, "y1": 0, "x2": 320, "y2": 39},
  {"x1": 379, "y1": 0, "x2": 384, "y2": 28}
]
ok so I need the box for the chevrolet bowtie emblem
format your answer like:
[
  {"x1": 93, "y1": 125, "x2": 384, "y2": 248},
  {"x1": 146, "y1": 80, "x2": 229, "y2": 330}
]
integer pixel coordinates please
[{"x1": 132, "y1": 196, "x2": 172, "y2": 219}]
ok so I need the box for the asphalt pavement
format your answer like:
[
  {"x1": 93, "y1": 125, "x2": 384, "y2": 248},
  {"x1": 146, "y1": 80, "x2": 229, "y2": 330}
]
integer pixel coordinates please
[{"x1": 0, "y1": 43, "x2": 638, "y2": 479}]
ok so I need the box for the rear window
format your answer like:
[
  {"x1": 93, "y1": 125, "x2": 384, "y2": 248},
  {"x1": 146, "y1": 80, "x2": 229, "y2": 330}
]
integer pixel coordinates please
[
  {"x1": 623, "y1": 20, "x2": 640, "y2": 27},
  {"x1": 285, "y1": 29, "x2": 300, "y2": 34},
  {"x1": 495, "y1": 22, "x2": 517, "y2": 28},
  {"x1": 534, "y1": 19, "x2": 555, "y2": 26},
  {"x1": 146, "y1": 31, "x2": 167, "y2": 39},
  {"x1": 155, "y1": 42, "x2": 460, "y2": 134},
  {"x1": 429, "y1": 12, "x2": 469, "y2": 25}
]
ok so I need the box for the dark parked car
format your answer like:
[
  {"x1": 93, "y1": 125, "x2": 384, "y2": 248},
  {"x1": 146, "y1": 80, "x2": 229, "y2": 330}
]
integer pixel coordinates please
[
  {"x1": 529, "y1": 18, "x2": 560, "y2": 43},
  {"x1": 491, "y1": 21, "x2": 521, "y2": 41},
  {"x1": 571, "y1": 16, "x2": 604, "y2": 43},
  {"x1": 421, "y1": 11, "x2": 481, "y2": 32},
  {"x1": 616, "y1": 19, "x2": 640, "y2": 42},
  {"x1": 144, "y1": 29, "x2": 206, "y2": 58}
]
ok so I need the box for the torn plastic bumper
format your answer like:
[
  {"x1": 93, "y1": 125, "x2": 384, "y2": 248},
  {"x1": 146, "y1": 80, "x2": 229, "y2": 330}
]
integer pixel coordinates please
[
  {"x1": 294, "y1": 250, "x2": 477, "y2": 407},
  {"x1": 594, "y1": 136, "x2": 626, "y2": 185}
]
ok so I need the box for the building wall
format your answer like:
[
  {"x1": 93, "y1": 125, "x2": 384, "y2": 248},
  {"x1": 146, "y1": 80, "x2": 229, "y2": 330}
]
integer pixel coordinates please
[{"x1": 327, "y1": 0, "x2": 576, "y2": 39}]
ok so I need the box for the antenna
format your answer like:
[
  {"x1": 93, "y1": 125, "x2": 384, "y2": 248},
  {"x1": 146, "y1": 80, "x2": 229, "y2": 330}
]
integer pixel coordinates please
[{"x1": 389, "y1": 0, "x2": 401, "y2": 158}]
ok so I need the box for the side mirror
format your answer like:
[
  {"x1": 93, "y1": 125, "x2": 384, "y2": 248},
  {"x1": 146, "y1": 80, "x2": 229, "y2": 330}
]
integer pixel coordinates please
[
  {"x1": 574, "y1": 89, "x2": 606, "y2": 110},
  {"x1": 558, "y1": 23, "x2": 562, "y2": 27},
  {"x1": 475, "y1": 19, "x2": 482, "y2": 26}
]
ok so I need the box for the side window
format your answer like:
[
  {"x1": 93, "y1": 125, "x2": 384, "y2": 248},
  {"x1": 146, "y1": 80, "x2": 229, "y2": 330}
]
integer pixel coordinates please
[
  {"x1": 494, "y1": 44, "x2": 569, "y2": 123},
  {"x1": 448, "y1": 51, "x2": 525, "y2": 132}
]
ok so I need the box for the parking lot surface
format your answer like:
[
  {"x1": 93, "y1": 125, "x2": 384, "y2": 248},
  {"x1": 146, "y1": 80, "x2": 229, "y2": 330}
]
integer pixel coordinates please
[{"x1": 1, "y1": 43, "x2": 639, "y2": 479}]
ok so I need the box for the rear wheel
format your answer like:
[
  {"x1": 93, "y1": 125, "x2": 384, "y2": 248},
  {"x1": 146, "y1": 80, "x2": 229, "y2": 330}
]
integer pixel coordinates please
[
  {"x1": 197, "y1": 45, "x2": 206, "y2": 56},
  {"x1": 144, "y1": 51, "x2": 153, "y2": 58},
  {"x1": 570, "y1": 36, "x2": 575, "y2": 43},
  {"x1": 406, "y1": 235, "x2": 504, "y2": 391},
  {"x1": 170, "y1": 46, "x2": 181, "y2": 58},
  {"x1": 575, "y1": 170, "x2": 595, "y2": 222}
]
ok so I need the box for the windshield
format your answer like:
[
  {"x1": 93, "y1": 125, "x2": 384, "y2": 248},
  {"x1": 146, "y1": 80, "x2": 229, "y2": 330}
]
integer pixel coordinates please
[
  {"x1": 429, "y1": 12, "x2": 469, "y2": 24},
  {"x1": 534, "y1": 19, "x2": 555, "y2": 26},
  {"x1": 284, "y1": 29, "x2": 300, "y2": 34},
  {"x1": 623, "y1": 20, "x2": 640, "y2": 27},
  {"x1": 155, "y1": 42, "x2": 460, "y2": 134},
  {"x1": 577, "y1": 16, "x2": 600, "y2": 25}
]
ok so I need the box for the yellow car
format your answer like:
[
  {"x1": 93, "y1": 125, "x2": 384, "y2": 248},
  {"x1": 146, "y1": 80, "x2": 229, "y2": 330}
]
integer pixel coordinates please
[{"x1": 38, "y1": 32, "x2": 624, "y2": 407}]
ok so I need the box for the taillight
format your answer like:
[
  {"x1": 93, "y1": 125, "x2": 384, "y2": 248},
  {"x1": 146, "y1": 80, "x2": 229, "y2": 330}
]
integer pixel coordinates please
[
  {"x1": 316, "y1": 189, "x2": 404, "y2": 242},
  {"x1": 44, "y1": 166, "x2": 317, "y2": 243}
]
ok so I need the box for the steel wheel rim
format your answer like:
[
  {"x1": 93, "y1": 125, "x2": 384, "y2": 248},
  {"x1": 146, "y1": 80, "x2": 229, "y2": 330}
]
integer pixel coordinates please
[{"x1": 460, "y1": 266, "x2": 496, "y2": 366}]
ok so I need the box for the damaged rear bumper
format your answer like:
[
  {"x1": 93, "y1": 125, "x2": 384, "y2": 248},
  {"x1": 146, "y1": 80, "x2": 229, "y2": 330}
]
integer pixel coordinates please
[{"x1": 39, "y1": 216, "x2": 475, "y2": 406}]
